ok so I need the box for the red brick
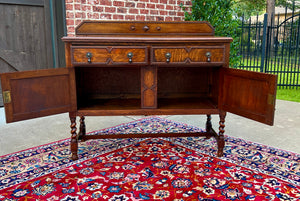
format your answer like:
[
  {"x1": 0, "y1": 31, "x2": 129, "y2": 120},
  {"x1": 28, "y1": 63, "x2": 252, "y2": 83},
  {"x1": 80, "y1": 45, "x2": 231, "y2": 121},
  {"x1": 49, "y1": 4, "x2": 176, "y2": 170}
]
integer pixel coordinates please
[
  {"x1": 169, "y1": 0, "x2": 176, "y2": 4},
  {"x1": 159, "y1": 10, "x2": 168, "y2": 15},
  {"x1": 87, "y1": 12, "x2": 92, "y2": 18},
  {"x1": 136, "y1": 15, "x2": 146, "y2": 21},
  {"x1": 81, "y1": 0, "x2": 86, "y2": 3},
  {"x1": 100, "y1": 13, "x2": 112, "y2": 19},
  {"x1": 129, "y1": 8, "x2": 139, "y2": 14},
  {"x1": 139, "y1": 9, "x2": 149, "y2": 14},
  {"x1": 177, "y1": 12, "x2": 184, "y2": 16},
  {"x1": 146, "y1": 16, "x2": 155, "y2": 20},
  {"x1": 113, "y1": 14, "x2": 124, "y2": 20},
  {"x1": 117, "y1": 7, "x2": 127, "y2": 13},
  {"x1": 93, "y1": 13, "x2": 100, "y2": 18},
  {"x1": 174, "y1": 16, "x2": 183, "y2": 21},
  {"x1": 100, "y1": 0, "x2": 112, "y2": 6},
  {"x1": 156, "y1": 4, "x2": 164, "y2": 9},
  {"x1": 165, "y1": 16, "x2": 173, "y2": 21},
  {"x1": 66, "y1": 11, "x2": 74, "y2": 18},
  {"x1": 74, "y1": 3, "x2": 81, "y2": 10},
  {"x1": 150, "y1": 10, "x2": 159, "y2": 15},
  {"x1": 157, "y1": 16, "x2": 164, "y2": 21},
  {"x1": 185, "y1": 1, "x2": 192, "y2": 5},
  {"x1": 65, "y1": 3, "x2": 74, "y2": 10},
  {"x1": 66, "y1": 19, "x2": 75, "y2": 25},
  {"x1": 105, "y1": 7, "x2": 116, "y2": 13},
  {"x1": 93, "y1": 6, "x2": 103, "y2": 12},
  {"x1": 160, "y1": 0, "x2": 168, "y2": 4},
  {"x1": 166, "y1": 5, "x2": 174, "y2": 10},
  {"x1": 75, "y1": 12, "x2": 82, "y2": 18},
  {"x1": 169, "y1": 11, "x2": 176, "y2": 15},
  {"x1": 137, "y1": 3, "x2": 145, "y2": 8},
  {"x1": 67, "y1": 27, "x2": 75, "y2": 35},
  {"x1": 125, "y1": 15, "x2": 135, "y2": 20},
  {"x1": 75, "y1": 19, "x2": 82, "y2": 25},
  {"x1": 147, "y1": 3, "x2": 155, "y2": 9},
  {"x1": 113, "y1": 1, "x2": 124, "y2": 7},
  {"x1": 65, "y1": 0, "x2": 73, "y2": 3},
  {"x1": 125, "y1": 2, "x2": 135, "y2": 7},
  {"x1": 82, "y1": 5, "x2": 91, "y2": 11}
]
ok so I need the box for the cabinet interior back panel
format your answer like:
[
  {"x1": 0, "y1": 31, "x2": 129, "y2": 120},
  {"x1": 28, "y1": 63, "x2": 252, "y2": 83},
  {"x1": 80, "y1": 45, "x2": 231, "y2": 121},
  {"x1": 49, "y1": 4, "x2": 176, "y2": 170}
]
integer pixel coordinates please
[
  {"x1": 75, "y1": 67, "x2": 141, "y2": 100},
  {"x1": 157, "y1": 67, "x2": 213, "y2": 98}
]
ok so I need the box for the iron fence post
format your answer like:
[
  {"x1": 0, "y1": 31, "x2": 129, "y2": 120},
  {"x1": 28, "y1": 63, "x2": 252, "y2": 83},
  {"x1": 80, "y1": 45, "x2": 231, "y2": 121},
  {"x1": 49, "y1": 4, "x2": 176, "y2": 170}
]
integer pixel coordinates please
[{"x1": 261, "y1": 13, "x2": 268, "y2": 73}]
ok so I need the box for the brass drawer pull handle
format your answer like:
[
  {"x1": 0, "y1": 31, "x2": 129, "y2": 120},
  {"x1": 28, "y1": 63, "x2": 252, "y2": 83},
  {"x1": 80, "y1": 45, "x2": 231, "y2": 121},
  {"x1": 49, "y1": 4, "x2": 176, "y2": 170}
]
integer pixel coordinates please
[
  {"x1": 165, "y1": 52, "x2": 171, "y2": 63},
  {"x1": 127, "y1": 52, "x2": 133, "y2": 63},
  {"x1": 86, "y1": 52, "x2": 92, "y2": 63},
  {"x1": 206, "y1": 52, "x2": 211, "y2": 62}
]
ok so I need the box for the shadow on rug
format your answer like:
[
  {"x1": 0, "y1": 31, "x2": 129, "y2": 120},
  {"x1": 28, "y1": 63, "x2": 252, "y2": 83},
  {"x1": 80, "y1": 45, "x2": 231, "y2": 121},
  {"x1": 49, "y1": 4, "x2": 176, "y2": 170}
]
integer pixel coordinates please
[{"x1": 0, "y1": 117, "x2": 299, "y2": 200}]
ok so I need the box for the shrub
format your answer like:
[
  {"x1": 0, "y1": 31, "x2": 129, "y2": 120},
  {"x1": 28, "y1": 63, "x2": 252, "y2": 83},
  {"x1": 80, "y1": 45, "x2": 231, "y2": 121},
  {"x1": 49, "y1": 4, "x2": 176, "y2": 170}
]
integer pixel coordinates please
[{"x1": 182, "y1": 0, "x2": 241, "y2": 67}]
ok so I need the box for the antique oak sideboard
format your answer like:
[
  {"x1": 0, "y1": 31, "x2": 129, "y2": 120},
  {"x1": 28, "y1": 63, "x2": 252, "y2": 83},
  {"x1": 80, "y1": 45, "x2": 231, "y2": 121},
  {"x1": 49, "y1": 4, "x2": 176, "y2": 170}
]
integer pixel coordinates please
[{"x1": 1, "y1": 21, "x2": 277, "y2": 160}]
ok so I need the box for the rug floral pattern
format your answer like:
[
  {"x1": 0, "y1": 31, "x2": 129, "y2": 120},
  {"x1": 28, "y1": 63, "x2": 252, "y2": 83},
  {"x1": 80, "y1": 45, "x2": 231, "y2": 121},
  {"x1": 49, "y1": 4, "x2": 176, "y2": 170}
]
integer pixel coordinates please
[{"x1": 0, "y1": 117, "x2": 299, "y2": 200}]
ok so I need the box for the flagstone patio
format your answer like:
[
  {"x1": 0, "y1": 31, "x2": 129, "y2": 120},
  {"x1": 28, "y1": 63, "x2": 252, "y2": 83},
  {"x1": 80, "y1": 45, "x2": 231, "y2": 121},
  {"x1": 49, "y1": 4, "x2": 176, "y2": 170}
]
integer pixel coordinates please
[{"x1": 0, "y1": 99, "x2": 299, "y2": 156}]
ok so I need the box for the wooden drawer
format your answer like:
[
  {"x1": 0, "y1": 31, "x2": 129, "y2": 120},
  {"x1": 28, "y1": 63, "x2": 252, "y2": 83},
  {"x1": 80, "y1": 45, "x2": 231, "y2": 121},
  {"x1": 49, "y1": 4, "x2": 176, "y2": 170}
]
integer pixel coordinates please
[
  {"x1": 151, "y1": 46, "x2": 225, "y2": 65},
  {"x1": 71, "y1": 46, "x2": 148, "y2": 66}
]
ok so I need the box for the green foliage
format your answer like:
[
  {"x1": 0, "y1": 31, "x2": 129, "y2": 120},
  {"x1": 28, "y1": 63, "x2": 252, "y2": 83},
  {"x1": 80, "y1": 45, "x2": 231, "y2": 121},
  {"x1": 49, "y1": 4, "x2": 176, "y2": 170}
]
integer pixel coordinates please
[
  {"x1": 182, "y1": 0, "x2": 241, "y2": 67},
  {"x1": 233, "y1": 0, "x2": 265, "y2": 19},
  {"x1": 233, "y1": 0, "x2": 300, "y2": 19},
  {"x1": 276, "y1": 89, "x2": 300, "y2": 102}
]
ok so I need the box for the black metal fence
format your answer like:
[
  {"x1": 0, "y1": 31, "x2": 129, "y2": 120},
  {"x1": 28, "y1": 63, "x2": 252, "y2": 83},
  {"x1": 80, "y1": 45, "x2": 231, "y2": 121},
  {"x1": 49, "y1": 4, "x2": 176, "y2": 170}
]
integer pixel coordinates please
[{"x1": 237, "y1": 7, "x2": 300, "y2": 89}]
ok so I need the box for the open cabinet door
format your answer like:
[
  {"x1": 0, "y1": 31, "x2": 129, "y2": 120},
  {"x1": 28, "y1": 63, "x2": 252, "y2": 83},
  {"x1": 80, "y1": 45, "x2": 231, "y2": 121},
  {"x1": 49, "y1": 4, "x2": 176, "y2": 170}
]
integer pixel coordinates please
[
  {"x1": 1, "y1": 68, "x2": 76, "y2": 123},
  {"x1": 220, "y1": 68, "x2": 277, "y2": 125}
]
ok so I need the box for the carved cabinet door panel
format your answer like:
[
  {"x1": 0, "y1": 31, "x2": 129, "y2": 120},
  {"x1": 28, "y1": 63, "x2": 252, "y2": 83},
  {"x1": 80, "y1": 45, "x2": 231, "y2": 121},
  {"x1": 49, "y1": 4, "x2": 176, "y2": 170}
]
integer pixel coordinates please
[
  {"x1": 219, "y1": 68, "x2": 277, "y2": 125},
  {"x1": 0, "y1": 68, "x2": 77, "y2": 123}
]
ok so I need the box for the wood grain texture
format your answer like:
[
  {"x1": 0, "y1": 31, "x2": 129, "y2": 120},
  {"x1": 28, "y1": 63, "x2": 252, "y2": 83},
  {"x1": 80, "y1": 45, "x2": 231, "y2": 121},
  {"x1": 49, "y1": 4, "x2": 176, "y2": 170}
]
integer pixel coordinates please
[
  {"x1": 141, "y1": 66, "x2": 157, "y2": 108},
  {"x1": 75, "y1": 21, "x2": 215, "y2": 36},
  {"x1": 71, "y1": 46, "x2": 147, "y2": 65},
  {"x1": 0, "y1": 68, "x2": 76, "y2": 123},
  {"x1": 220, "y1": 68, "x2": 277, "y2": 125},
  {"x1": 152, "y1": 46, "x2": 225, "y2": 65}
]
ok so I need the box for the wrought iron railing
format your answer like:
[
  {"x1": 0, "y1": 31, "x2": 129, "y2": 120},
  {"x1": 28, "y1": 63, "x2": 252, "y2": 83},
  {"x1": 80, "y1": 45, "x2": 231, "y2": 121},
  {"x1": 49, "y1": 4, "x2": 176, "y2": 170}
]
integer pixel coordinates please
[{"x1": 237, "y1": 7, "x2": 300, "y2": 89}]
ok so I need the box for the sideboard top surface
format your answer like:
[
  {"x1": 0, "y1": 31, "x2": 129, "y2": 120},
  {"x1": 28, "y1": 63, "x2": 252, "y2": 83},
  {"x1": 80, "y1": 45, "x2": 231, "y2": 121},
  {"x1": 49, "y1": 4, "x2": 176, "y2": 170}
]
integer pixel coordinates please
[
  {"x1": 75, "y1": 21, "x2": 215, "y2": 36},
  {"x1": 62, "y1": 21, "x2": 233, "y2": 43}
]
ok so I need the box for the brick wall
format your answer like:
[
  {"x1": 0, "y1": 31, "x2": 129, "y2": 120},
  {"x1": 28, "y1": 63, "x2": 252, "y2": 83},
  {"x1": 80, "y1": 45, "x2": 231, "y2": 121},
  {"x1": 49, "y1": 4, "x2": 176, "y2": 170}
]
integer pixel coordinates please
[{"x1": 65, "y1": 0, "x2": 191, "y2": 36}]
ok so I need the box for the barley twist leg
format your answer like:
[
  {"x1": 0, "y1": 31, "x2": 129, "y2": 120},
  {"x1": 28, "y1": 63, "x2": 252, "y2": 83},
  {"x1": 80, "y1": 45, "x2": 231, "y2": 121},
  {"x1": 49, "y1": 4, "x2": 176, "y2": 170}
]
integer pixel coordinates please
[
  {"x1": 217, "y1": 111, "x2": 226, "y2": 157},
  {"x1": 70, "y1": 113, "x2": 78, "y2": 160}
]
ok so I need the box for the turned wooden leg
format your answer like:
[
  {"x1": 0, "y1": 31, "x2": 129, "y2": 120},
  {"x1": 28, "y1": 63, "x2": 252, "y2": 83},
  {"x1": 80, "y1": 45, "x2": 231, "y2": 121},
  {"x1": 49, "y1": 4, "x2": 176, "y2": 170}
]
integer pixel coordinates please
[
  {"x1": 206, "y1": 114, "x2": 212, "y2": 133},
  {"x1": 69, "y1": 112, "x2": 78, "y2": 160},
  {"x1": 217, "y1": 111, "x2": 226, "y2": 157},
  {"x1": 78, "y1": 116, "x2": 86, "y2": 141}
]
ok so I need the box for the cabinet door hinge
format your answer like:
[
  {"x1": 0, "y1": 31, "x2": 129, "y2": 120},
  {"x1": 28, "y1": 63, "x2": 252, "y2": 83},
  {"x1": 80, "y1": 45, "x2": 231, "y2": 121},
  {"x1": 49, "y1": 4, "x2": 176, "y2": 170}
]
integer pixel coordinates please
[
  {"x1": 267, "y1": 94, "x2": 275, "y2": 105},
  {"x1": 3, "y1": 91, "x2": 11, "y2": 104}
]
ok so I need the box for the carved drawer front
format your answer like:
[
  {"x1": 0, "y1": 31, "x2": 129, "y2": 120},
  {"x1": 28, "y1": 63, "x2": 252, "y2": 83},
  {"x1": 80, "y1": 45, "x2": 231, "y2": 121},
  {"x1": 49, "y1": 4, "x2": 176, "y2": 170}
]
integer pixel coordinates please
[
  {"x1": 151, "y1": 46, "x2": 225, "y2": 65},
  {"x1": 71, "y1": 46, "x2": 148, "y2": 66}
]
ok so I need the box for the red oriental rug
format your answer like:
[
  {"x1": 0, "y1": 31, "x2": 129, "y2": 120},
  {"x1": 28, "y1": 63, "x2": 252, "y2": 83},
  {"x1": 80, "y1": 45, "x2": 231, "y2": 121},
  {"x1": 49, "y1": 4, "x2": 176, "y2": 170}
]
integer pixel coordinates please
[{"x1": 0, "y1": 117, "x2": 299, "y2": 200}]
